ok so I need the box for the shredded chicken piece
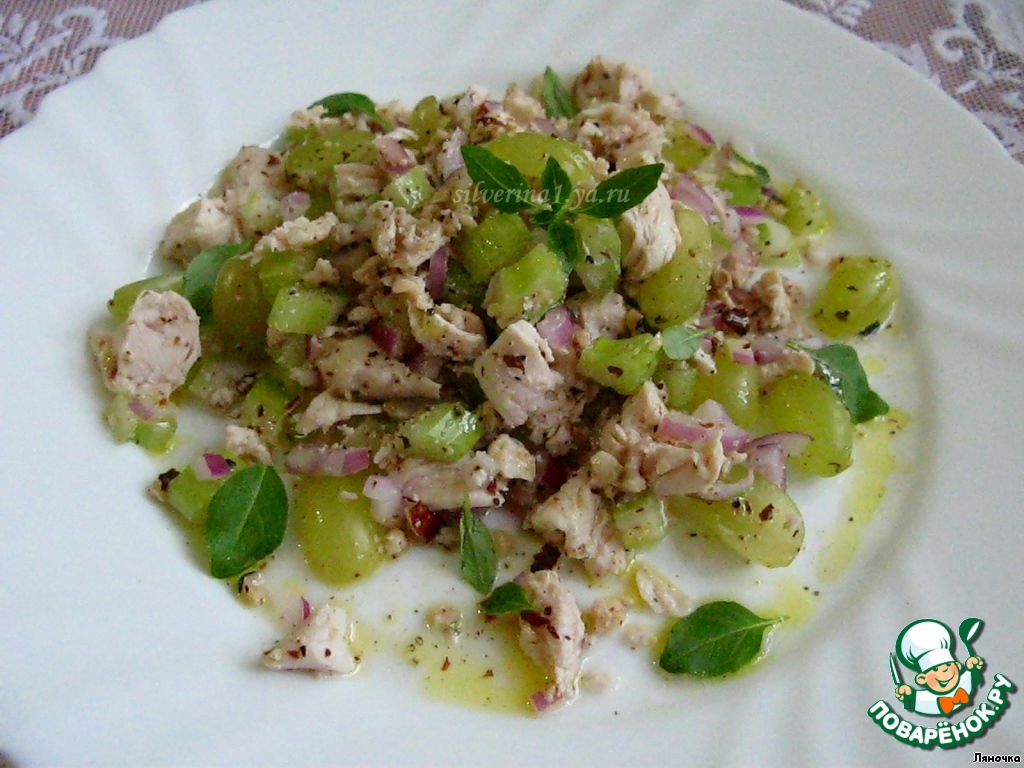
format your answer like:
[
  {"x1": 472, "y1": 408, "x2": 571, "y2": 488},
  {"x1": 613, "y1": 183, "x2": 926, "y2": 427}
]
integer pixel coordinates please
[{"x1": 518, "y1": 570, "x2": 586, "y2": 707}]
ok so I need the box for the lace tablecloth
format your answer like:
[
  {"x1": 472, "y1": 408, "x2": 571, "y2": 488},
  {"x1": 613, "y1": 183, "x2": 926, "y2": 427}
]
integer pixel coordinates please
[{"x1": 2, "y1": 0, "x2": 1023, "y2": 163}]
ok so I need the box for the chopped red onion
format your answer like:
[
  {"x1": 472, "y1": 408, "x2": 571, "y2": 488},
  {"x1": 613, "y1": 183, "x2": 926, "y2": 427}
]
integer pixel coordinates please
[
  {"x1": 128, "y1": 397, "x2": 157, "y2": 421},
  {"x1": 370, "y1": 321, "x2": 402, "y2": 357},
  {"x1": 374, "y1": 136, "x2": 412, "y2": 174},
  {"x1": 203, "y1": 452, "x2": 233, "y2": 479},
  {"x1": 279, "y1": 190, "x2": 311, "y2": 221},
  {"x1": 284, "y1": 445, "x2": 370, "y2": 477},
  {"x1": 659, "y1": 414, "x2": 713, "y2": 445},
  {"x1": 698, "y1": 466, "x2": 755, "y2": 501},
  {"x1": 742, "y1": 432, "x2": 811, "y2": 490},
  {"x1": 734, "y1": 206, "x2": 770, "y2": 224},
  {"x1": 363, "y1": 474, "x2": 404, "y2": 524},
  {"x1": 536, "y1": 305, "x2": 575, "y2": 350},
  {"x1": 683, "y1": 122, "x2": 716, "y2": 147},
  {"x1": 751, "y1": 334, "x2": 787, "y2": 365},
  {"x1": 669, "y1": 174, "x2": 714, "y2": 219},
  {"x1": 427, "y1": 245, "x2": 451, "y2": 301},
  {"x1": 408, "y1": 349, "x2": 444, "y2": 380},
  {"x1": 530, "y1": 688, "x2": 560, "y2": 713},
  {"x1": 731, "y1": 344, "x2": 756, "y2": 366},
  {"x1": 437, "y1": 127, "x2": 466, "y2": 179},
  {"x1": 301, "y1": 597, "x2": 312, "y2": 621},
  {"x1": 533, "y1": 117, "x2": 556, "y2": 134},
  {"x1": 747, "y1": 441, "x2": 786, "y2": 488}
]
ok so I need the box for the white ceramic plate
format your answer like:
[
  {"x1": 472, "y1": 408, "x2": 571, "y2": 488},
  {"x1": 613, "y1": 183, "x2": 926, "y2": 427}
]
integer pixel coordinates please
[{"x1": 2, "y1": 1, "x2": 1023, "y2": 765}]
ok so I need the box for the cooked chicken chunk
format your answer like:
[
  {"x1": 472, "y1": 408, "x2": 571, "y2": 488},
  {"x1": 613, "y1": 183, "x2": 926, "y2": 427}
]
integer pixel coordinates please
[
  {"x1": 518, "y1": 570, "x2": 586, "y2": 708},
  {"x1": 316, "y1": 335, "x2": 441, "y2": 401},
  {"x1": 91, "y1": 290, "x2": 200, "y2": 402},
  {"x1": 526, "y1": 470, "x2": 627, "y2": 578},
  {"x1": 262, "y1": 603, "x2": 358, "y2": 676}
]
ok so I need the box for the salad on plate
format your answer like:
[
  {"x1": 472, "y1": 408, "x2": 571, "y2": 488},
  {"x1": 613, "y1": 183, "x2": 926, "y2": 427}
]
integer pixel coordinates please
[{"x1": 87, "y1": 56, "x2": 900, "y2": 713}]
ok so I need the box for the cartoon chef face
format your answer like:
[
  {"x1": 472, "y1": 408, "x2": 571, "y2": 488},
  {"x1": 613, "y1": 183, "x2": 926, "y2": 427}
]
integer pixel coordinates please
[
  {"x1": 896, "y1": 619, "x2": 959, "y2": 684},
  {"x1": 915, "y1": 660, "x2": 963, "y2": 694}
]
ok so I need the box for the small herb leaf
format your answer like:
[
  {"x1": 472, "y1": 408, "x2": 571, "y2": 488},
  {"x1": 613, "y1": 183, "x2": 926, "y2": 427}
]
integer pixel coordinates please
[
  {"x1": 530, "y1": 209, "x2": 556, "y2": 228},
  {"x1": 459, "y1": 499, "x2": 496, "y2": 594},
  {"x1": 205, "y1": 464, "x2": 289, "y2": 579},
  {"x1": 573, "y1": 163, "x2": 664, "y2": 218},
  {"x1": 460, "y1": 144, "x2": 534, "y2": 214},
  {"x1": 809, "y1": 343, "x2": 889, "y2": 423},
  {"x1": 660, "y1": 601, "x2": 779, "y2": 677},
  {"x1": 182, "y1": 241, "x2": 252, "y2": 322},
  {"x1": 547, "y1": 218, "x2": 579, "y2": 273},
  {"x1": 481, "y1": 581, "x2": 536, "y2": 615},
  {"x1": 310, "y1": 92, "x2": 394, "y2": 131},
  {"x1": 731, "y1": 149, "x2": 770, "y2": 186},
  {"x1": 540, "y1": 156, "x2": 572, "y2": 214},
  {"x1": 661, "y1": 325, "x2": 705, "y2": 360},
  {"x1": 541, "y1": 66, "x2": 577, "y2": 119}
]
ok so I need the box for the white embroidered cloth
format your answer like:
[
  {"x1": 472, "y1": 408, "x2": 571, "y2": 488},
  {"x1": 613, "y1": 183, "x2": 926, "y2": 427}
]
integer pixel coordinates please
[{"x1": 1, "y1": 0, "x2": 1022, "y2": 164}]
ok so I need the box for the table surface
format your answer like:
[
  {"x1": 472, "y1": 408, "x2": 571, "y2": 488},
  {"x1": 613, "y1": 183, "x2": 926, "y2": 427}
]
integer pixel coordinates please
[{"x1": 1, "y1": 0, "x2": 1023, "y2": 164}]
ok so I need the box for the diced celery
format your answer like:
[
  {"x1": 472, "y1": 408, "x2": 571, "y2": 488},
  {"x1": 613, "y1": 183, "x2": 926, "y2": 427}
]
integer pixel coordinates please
[
  {"x1": 135, "y1": 416, "x2": 177, "y2": 452},
  {"x1": 459, "y1": 211, "x2": 532, "y2": 283},
  {"x1": 103, "y1": 395, "x2": 140, "y2": 443},
  {"x1": 485, "y1": 132, "x2": 592, "y2": 188},
  {"x1": 574, "y1": 215, "x2": 621, "y2": 294},
  {"x1": 578, "y1": 334, "x2": 661, "y2": 395},
  {"x1": 397, "y1": 403, "x2": 484, "y2": 463},
  {"x1": 238, "y1": 188, "x2": 283, "y2": 238},
  {"x1": 442, "y1": 261, "x2": 488, "y2": 311},
  {"x1": 634, "y1": 209, "x2": 713, "y2": 329},
  {"x1": 108, "y1": 273, "x2": 184, "y2": 321},
  {"x1": 284, "y1": 129, "x2": 378, "y2": 190},
  {"x1": 382, "y1": 166, "x2": 433, "y2": 211},
  {"x1": 612, "y1": 493, "x2": 668, "y2": 549},
  {"x1": 663, "y1": 124, "x2": 712, "y2": 172},
  {"x1": 408, "y1": 96, "x2": 450, "y2": 149},
  {"x1": 718, "y1": 172, "x2": 762, "y2": 207},
  {"x1": 268, "y1": 332, "x2": 309, "y2": 369},
  {"x1": 484, "y1": 243, "x2": 568, "y2": 328},
  {"x1": 257, "y1": 250, "x2": 318, "y2": 302},
  {"x1": 238, "y1": 377, "x2": 292, "y2": 444},
  {"x1": 655, "y1": 359, "x2": 697, "y2": 411},
  {"x1": 102, "y1": 395, "x2": 176, "y2": 451},
  {"x1": 755, "y1": 219, "x2": 799, "y2": 267},
  {"x1": 166, "y1": 465, "x2": 223, "y2": 526},
  {"x1": 267, "y1": 285, "x2": 347, "y2": 335},
  {"x1": 782, "y1": 181, "x2": 830, "y2": 237}
]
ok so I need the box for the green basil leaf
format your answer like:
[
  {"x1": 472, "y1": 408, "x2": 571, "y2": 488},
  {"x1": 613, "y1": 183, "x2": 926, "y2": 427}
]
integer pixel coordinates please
[
  {"x1": 541, "y1": 66, "x2": 578, "y2": 120},
  {"x1": 660, "y1": 601, "x2": 779, "y2": 677},
  {"x1": 572, "y1": 163, "x2": 664, "y2": 218},
  {"x1": 661, "y1": 325, "x2": 705, "y2": 360},
  {"x1": 310, "y1": 91, "x2": 394, "y2": 131},
  {"x1": 530, "y1": 209, "x2": 556, "y2": 228},
  {"x1": 182, "y1": 241, "x2": 252, "y2": 322},
  {"x1": 205, "y1": 464, "x2": 289, "y2": 579},
  {"x1": 731, "y1": 149, "x2": 770, "y2": 187},
  {"x1": 481, "y1": 581, "x2": 535, "y2": 615},
  {"x1": 547, "y1": 218, "x2": 579, "y2": 273},
  {"x1": 809, "y1": 343, "x2": 889, "y2": 423},
  {"x1": 459, "y1": 499, "x2": 496, "y2": 594},
  {"x1": 540, "y1": 156, "x2": 572, "y2": 214},
  {"x1": 460, "y1": 144, "x2": 535, "y2": 214}
]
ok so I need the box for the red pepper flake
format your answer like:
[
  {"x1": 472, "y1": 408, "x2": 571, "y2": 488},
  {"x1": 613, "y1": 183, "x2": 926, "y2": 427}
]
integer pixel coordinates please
[
  {"x1": 407, "y1": 502, "x2": 443, "y2": 541},
  {"x1": 530, "y1": 543, "x2": 561, "y2": 572}
]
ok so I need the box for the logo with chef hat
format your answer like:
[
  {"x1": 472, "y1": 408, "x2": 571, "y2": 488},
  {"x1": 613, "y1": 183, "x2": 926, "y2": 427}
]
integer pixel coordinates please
[{"x1": 892, "y1": 618, "x2": 984, "y2": 717}]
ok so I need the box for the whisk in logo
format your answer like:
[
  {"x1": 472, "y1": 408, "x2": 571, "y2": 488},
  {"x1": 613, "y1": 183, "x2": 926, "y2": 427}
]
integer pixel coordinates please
[{"x1": 866, "y1": 618, "x2": 1016, "y2": 751}]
